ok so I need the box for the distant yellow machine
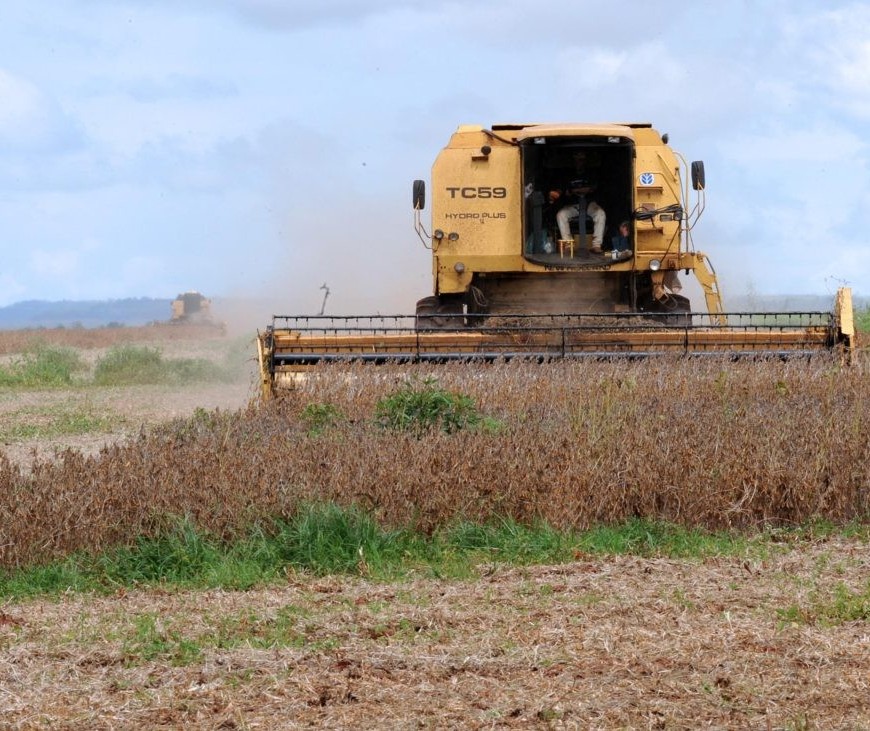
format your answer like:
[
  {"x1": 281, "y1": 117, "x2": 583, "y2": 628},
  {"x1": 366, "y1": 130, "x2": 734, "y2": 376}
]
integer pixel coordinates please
[
  {"x1": 258, "y1": 122, "x2": 855, "y2": 398},
  {"x1": 170, "y1": 291, "x2": 215, "y2": 325}
]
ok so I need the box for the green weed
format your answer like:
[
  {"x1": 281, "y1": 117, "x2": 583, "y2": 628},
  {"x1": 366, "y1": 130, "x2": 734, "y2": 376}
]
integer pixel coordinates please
[
  {"x1": 443, "y1": 518, "x2": 573, "y2": 564},
  {"x1": 100, "y1": 516, "x2": 222, "y2": 584},
  {"x1": 93, "y1": 346, "x2": 163, "y2": 385},
  {"x1": 272, "y1": 502, "x2": 421, "y2": 575},
  {"x1": 777, "y1": 580, "x2": 870, "y2": 626},
  {"x1": 122, "y1": 613, "x2": 202, "y2": 666},
  {"x1": 93, "y1": 345, "x2": 225, "y2": 386},
  {"x1": 211, "y1": 606, "x2": 313, "y2": 650},
  {"x1": 300, "y1": 402, "x2": 344, "y2": 436},
  {"x1": 0, "y1": 406, "x2": 121, "y2": 442},
  {"x1": 375, "y1": 377, "x2": 494, "y2": 435},
  {"x1": 0, "y1": 344, "x2": 86, "y2": 388},
  {"x1": 115, "y1": 604, "x2": 340, "y2": 668},
  {"x1": 575, "y1": 519, "x2": 748, "y2": 558}
]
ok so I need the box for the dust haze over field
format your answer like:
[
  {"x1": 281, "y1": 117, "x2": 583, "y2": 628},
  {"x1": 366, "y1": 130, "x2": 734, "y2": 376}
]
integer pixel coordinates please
[{"x1": 250, "y1": 188, "x2": 433, "y2": 318}]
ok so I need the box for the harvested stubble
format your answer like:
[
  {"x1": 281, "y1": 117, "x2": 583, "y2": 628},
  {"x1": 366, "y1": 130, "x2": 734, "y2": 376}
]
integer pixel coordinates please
[
  {"x1": 2, "y1": 540, "x2": 868, "y2": 728},
  {"x1": 0, "y1": 357, "x2": 868, "y2": 568}
]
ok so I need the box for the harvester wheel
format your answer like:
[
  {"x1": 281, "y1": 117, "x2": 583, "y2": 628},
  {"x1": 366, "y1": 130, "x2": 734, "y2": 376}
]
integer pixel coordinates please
[{"x1": 415, "y1": 296, "x2": 463, "y2": 330}]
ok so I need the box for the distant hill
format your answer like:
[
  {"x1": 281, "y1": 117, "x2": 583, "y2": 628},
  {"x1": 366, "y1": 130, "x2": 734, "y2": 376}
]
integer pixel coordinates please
[{"x1": 0, "y1": 298, "x2": 171, "y2": 329}]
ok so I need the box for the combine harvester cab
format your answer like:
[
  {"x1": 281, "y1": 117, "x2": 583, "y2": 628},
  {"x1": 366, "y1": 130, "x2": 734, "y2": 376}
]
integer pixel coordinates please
[{"x1": 258, "y1": 123, "x2": 856, "y2": 399}]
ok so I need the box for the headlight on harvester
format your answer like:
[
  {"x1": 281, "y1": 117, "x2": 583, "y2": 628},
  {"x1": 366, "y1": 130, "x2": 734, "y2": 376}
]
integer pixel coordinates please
[
  {"x1": 454, "y1": 262, "x2": 465, "y2": 273},
  {"x1": 649, "y1": 259, "x2": 661, "y2": 271}
]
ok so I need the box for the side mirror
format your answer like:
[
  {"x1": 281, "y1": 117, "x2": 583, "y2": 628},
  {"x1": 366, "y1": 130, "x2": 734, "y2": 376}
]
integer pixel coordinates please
[
  {"x1": 412, "y1": 179, "x2": 426, "y2": 210},
  {"x1": 691, "y1": 161, "x2": 706, "y2": 191}
]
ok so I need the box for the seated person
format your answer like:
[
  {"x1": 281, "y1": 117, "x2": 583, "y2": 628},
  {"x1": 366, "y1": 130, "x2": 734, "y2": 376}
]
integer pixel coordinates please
[
  {"x1": 610, "y1": 220, "x2": 633, "y2": 261},
  {"x1": 549, "y1": 150, "x2": 607, "y2": 254},
  {"x1": 550, "y1": 187, "x2": 607, "y2": 254}
]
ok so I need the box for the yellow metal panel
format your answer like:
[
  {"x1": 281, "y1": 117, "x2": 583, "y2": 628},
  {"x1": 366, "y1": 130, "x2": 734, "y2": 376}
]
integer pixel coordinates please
[
  {"x1": 431, "y1": 143, "x2": 521, "y2": 261},
  {"x1": 632, "y1": 127, "x2": 665, "y2": 145},
  {"x1": 514, "y1": 124, "x2": 636, "y2": 140},
  {"x1": 837, "y1": 287, "x2": 854, "y2": 338}
]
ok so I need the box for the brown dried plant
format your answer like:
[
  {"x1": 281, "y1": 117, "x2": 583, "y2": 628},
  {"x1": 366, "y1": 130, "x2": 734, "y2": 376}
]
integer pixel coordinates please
[{"x1": 0, "y1": 356, "x2": 867, "y2": 569}]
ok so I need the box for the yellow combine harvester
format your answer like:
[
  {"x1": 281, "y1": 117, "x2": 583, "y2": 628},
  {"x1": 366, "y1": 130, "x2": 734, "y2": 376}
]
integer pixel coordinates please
[
  {"x1": 170, "y1": 291, "x2": 214, "y2": 324},
  {"x1": 258, "y1": 122, "x2": 855, "y2": 398}
]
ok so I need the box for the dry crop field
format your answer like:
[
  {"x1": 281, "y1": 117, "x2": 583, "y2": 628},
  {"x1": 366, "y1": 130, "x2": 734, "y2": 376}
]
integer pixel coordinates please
[
  {"x1": 0, "y1": 325, "x2": 868, "y2": 728},
  {"x1": 0, "y1": 325, "x2": 255, "y2": 467}
]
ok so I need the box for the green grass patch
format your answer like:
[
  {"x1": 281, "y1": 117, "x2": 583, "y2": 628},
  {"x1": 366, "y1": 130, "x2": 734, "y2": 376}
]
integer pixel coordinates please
[
  {"x1": 300, "y1": 402, "x2": 345, "y2": 436},
  {"x1": 0, "y1": 344, "x2": 86, "y2": 388},
  {"x1": 270, "y1": 502, "x2": 426, "y2": 574},
  {"x1": 0, "y1": 341, "x2": 244, "y2": 390},
  {"x1": 856, "y1": 307, "x2": 870, "y2": 334},
  {"x1": 115, "y1": 603, "x2": 338, "y2": 668},
  {"x1": 93, "y1": 345, "x2": 227, "y2": 386},
  {"x1": 0, "y1": 405, "x2": 122, "y2": 442},
  {"x1": 207, "y1": 605, "x2": 337, "y2": 652},
  {"x1": 442, "y1": 518, "x2": 574, "y2": 565},
  {"x1": 0, "y1": 506, "x2": 775, "y2": 599},
  {"x1": 375, "y1": 376, "x2": 502, "y2": 435},
  {"x1": 574, "y1": 519, "x2": 749, "y2": 557},
  {"x1": 122, "y1": 613, "x2": 203, "y2": 666},
  {"x1": 777, "y1": 580, "x2": 870, "y2": 626}
]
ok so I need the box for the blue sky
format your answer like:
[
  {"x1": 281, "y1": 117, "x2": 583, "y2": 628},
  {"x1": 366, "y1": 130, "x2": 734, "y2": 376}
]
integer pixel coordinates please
[{"x1": 1, "y1": 0, "x2": 868, "y2": 315}]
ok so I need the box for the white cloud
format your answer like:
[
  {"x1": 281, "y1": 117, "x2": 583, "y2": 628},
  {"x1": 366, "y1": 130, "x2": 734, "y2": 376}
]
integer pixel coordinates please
[
  {"x1": 557, "y1": 48, "x2": 629, "y2": 91},
  {"x1": 722, "y1": 125, "x2": 865, "y2": 166},
  {"x1": 784, "y1": 4, "x2": 870, "y2": 119},
  {"x1": 84, "y1": 0, "x2": 459, "y2": 30},
  {"x1": 0, "y1": 69, "x2": 81, "y2": 153},
  {"x1": 116, "y1": 74, "x2": 238, "y2": 103},
  {"x1": 30, "y1": 248, "x2": 83, "y2": 279},
  {"x1": 753, "y1": 79, "x2": 799, "y2": 111},
  {"x1": 120, "y1": 255, "x2": 164, "y2": 286},
  {"x1": 827, "y1": 38, "x2": 870, "y2": 117},
  {"x1": 0, "y1": 274, "x2": 27, "y2": 308}
]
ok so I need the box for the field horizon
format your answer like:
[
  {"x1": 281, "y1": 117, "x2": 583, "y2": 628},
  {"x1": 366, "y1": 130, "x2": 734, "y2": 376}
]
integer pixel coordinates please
[{"x1": 2, "y1": 291, "x2": 868, "y2": 330}]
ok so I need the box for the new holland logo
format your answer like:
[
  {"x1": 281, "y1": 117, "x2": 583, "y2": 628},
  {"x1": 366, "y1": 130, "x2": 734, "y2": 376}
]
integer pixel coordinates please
[{"x1": 639, "y1": 172, "x2": 655, "y2": 186}]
